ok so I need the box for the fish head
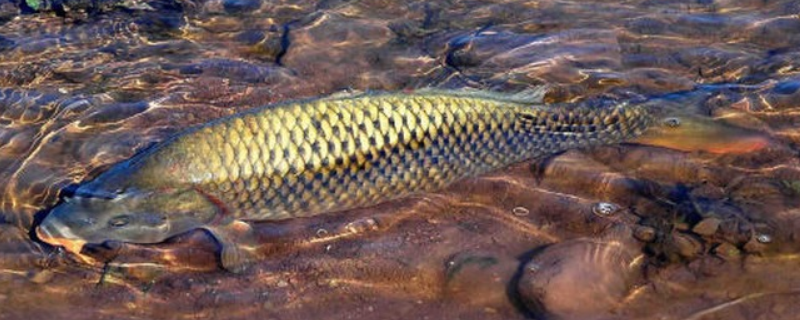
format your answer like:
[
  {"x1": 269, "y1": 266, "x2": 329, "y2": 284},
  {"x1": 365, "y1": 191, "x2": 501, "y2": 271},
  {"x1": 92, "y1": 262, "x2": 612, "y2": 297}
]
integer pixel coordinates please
[{"x1": 36, "y1": 187, "x2": 219, "y2": 255}]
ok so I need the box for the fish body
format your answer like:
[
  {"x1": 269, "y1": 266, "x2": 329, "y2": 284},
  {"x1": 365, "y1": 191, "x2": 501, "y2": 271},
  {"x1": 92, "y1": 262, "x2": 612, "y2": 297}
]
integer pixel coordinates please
[
  {"x1": 37, "y1": 90, "x2": 657, "y2": 271},
  {"x1": 128, "y1": 90, "x2": 652, "y2": 220}
]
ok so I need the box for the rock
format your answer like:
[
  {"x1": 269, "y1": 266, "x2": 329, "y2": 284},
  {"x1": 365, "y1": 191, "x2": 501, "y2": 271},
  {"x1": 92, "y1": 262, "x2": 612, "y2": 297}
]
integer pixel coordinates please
[
  {"x1": 28, "y1": 269, "x2": 55, "y2": 284},
  {"x1": 713, "y1": 242, "x2": 741, "y2": 261},
  {"x1": 671, "y1": 232, "x2": 704, "y2": 260},
  {"x1": 222, "y1": 0, "x2": 262, "y2": 14},
  {"x1": 518, "y1": 237, "x2": 643, "y2": 319},
  {"x1": 633, "y1": 226, "x2": 657, "y2": 242},
  {"x1": 692, "y1": 217, "x2": 722, "y2": 236},
  {"x1": 0, "y1": 0, "x2": 18, "y2": 23},
  {"x1": 281, "y1": 12, "x2": 428, "y2": 90},
  {"x1": 743, "y1": 235, "x2": 770, "y2": 254},
  {"x1": 674, "y1": 221, "x2": 691, "y2": 231},
  {"x1": 0, "y1": 35, "x2": 14, "y2": 51},
  {"x1": 443, "y1": 250, "x2": 515, "y2": 308}
]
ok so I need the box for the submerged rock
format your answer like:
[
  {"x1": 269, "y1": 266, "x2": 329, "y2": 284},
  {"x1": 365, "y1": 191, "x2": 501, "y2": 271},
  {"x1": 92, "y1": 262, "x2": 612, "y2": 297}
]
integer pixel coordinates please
[
  {"x1": 518, "y1": 232, "x2": 644, "y2": 319},
  {"x1": 692, "y1": 217, "x2": 722, "y2": 236},
  {"x1": 633, "y1": 225, "x2": 657, "y2": 242}
]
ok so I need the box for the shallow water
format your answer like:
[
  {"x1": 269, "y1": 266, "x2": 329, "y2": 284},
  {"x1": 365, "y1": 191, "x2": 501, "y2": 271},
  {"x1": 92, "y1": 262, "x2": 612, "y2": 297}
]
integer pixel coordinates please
[{"x1": 1, "y1": 0, "x2": 799, "y2": 319}]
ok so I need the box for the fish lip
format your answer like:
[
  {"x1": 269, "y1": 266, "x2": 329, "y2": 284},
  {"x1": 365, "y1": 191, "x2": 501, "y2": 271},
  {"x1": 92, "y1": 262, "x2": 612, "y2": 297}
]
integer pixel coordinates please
[{"x1": 36, "y1": 218, "x2": 87, "y2": 256}]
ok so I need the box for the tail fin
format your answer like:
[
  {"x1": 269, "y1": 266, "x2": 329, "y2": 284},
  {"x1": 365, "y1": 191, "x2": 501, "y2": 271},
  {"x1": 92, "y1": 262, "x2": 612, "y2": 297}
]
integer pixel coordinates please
[{"x1": 629, "y1": 111, "x2": 771, "y2": 154}]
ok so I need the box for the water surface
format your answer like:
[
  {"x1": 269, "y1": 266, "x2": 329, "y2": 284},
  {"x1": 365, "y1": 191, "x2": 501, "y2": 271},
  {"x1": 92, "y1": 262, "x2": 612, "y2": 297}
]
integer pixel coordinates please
[{"x1": 1, "y1": 0, "x2": 799, "y2": 319}]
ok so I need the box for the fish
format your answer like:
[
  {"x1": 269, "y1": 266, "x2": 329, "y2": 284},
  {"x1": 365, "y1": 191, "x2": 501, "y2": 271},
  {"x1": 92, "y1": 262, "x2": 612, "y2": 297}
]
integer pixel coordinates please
[{"x1": 34, "y1": 89, "x2": 767, "y2": 272}]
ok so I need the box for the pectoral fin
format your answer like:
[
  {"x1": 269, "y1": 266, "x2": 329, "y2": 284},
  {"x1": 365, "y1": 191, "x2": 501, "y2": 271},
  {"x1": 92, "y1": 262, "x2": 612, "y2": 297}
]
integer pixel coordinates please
[{"x1": 204, "y1": 220, "x2": 259, "y2": 273}]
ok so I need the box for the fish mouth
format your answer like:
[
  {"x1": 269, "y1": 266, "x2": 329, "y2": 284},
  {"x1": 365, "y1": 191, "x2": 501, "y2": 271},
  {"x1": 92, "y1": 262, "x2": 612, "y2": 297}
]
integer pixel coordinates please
[{"x1": 36, "y1": 219, "x2": 88, "y2": 256}]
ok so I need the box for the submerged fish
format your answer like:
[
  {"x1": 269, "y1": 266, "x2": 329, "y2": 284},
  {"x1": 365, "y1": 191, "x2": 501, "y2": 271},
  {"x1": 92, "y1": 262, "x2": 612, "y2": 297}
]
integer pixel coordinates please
[{"x1": 35, "y1": 89, "x2": 765, "y2": 271}]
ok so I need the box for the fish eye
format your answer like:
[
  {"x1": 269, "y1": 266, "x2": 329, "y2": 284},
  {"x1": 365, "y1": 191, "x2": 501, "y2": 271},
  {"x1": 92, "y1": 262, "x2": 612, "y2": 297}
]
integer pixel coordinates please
[
  {"x1": 663, "y1": 117, "x2": 681, "y2": 128},
  {"x1": 108, "y1": 215, "x2": 131, "y2": 228}
]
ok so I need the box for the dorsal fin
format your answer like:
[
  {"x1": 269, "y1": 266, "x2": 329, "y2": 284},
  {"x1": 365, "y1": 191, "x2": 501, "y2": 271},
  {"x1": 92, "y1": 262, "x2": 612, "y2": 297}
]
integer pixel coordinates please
[
  {"x1": 412, "y1": 86, "x2": 549, "y2": 104},
  {"x1": 318, "y1": 87, "x2": 549, "y2": 104},
  {"x1": 321, "y1": 88, "x2": 367, "y2": 100}
]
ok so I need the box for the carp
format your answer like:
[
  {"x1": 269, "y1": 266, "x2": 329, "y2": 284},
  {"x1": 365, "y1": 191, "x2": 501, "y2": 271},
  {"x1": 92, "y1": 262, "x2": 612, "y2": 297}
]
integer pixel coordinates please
[{"x1": 35, "y1": 89, "x2": 767, "y2": 271}]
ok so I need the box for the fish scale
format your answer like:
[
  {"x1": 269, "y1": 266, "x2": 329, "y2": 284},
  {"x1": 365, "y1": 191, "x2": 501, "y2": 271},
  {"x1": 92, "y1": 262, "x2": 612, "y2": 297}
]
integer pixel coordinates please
[{"x1": 125, "y1": 91, "x2": 652, "y2": 221}]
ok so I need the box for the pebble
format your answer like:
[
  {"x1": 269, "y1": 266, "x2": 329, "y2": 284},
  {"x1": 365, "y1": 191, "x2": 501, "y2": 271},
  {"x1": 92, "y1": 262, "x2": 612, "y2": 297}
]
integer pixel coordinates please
[
  {"x1": 633, "y1": 226, "x2": 657, "y2": 242},
  {"x1": 743, "y1": 236, "x2": 769, "y2": 254},
  {"x1": 674, "y1": 222, "x2": 690, "y2": 231},
  {"x1": 276, "y1": 279, "x2": 289, "y2": 288},
  {"x1": 672, "y1": 233, "x2": 703, "y2": 259},
  {"x1": 756, "y1": 234, "x2": 772, "y2": 244},
  {"x1": 713, "y1": 242, "x2": 740, "y2": 260},
  {"x1": 592, "y1": 202, "x2": 619, "y2": 217},
  {"x1": 512, "y1": 207, "x2": 529, "y2": 217},
  {"x1": 692, "y1": 217, "x2": 722, "y2": 236},
  {"x1": 344, "y1": 218, "x2": 379, "y2": 234},
  {"x1": 28, "y1": 269, "x2": 55, "y2": 284}
]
